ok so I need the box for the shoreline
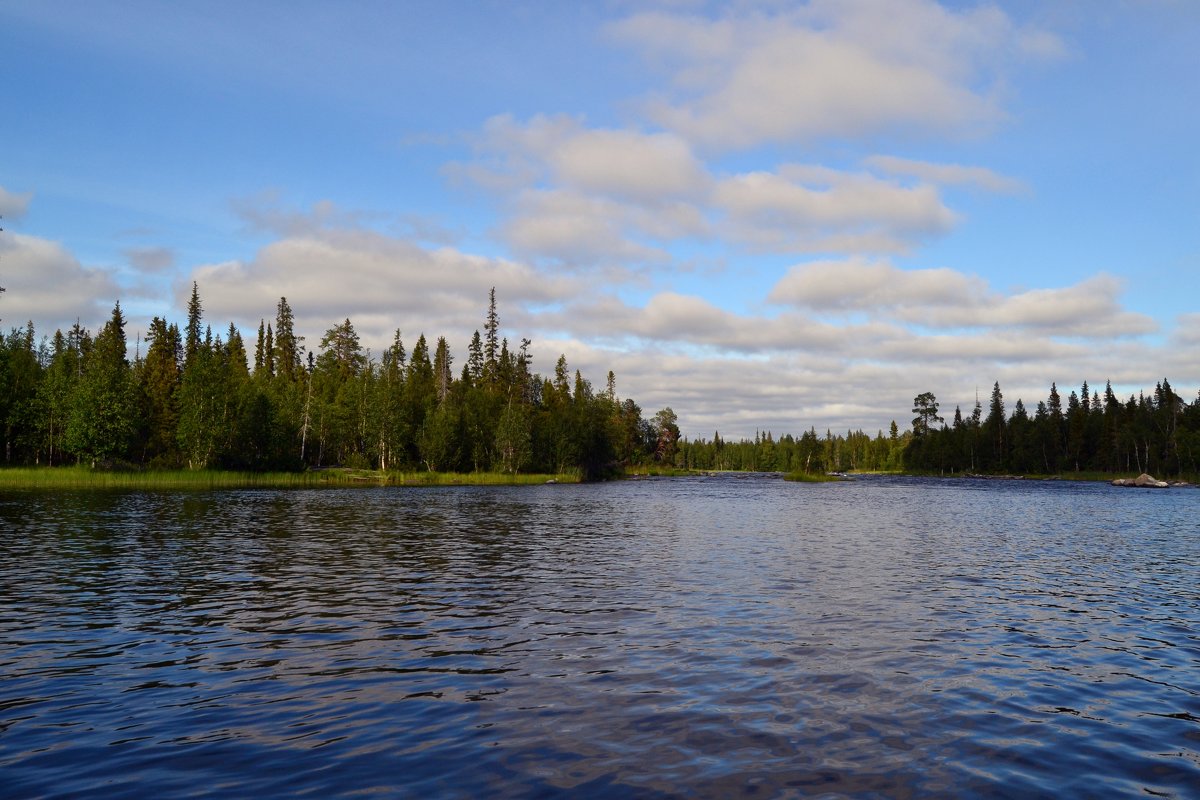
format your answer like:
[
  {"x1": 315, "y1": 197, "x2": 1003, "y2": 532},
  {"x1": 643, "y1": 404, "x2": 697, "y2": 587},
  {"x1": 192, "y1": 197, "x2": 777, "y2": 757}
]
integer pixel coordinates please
[
  {"x1": 0, "y1": 466, "x2": 582, "y2": 490},
  {"x1": 2, "y1": 465, "x2": 1194, "y2": 491}
]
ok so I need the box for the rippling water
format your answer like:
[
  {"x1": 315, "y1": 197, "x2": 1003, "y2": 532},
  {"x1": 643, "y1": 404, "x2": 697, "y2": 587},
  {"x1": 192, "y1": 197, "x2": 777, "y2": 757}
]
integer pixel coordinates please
[{"x1": 2, "y1": 475, "x2": 1198, "y2": 798}]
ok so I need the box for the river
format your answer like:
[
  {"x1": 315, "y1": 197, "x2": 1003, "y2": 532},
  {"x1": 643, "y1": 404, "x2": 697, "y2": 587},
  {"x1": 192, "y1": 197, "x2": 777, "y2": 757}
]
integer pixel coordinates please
[{"x1": 1, "y1": 475, "x2": 1198, "y2": 798}]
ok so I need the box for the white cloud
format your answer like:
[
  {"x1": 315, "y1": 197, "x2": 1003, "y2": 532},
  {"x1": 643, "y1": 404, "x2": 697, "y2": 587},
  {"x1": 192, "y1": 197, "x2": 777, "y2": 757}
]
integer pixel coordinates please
[
  {"x1": 1170, "y1": 313, "x2": 1200, "y2": 347},
  {"x1": 187, "y1": 227, "x2": 579, "y2": 356},
  {"x1": 502, "y1": 189, "x2": 679, "y2": 267},
  {"x1": 456, "y1": 117, "x2": 715, "y2": 266},
  {"x1": 769, "y1": 259, "x2": 1157, "y2": 338},
  {"x1": 609, "y1": 0, "x2": 1062, "y2": 149},
  {"x1": 0, "y1": 186, "x2": 33, "y2": 220},
  {"x1": 0, "y1": 232, "x2": 121, "y2": 332},
  {"x1": 715, "y1": 168, "x2": 958, "y2": 253},
  {"x1": 865, "y1": 155, "x2": 1026, "y2": 193},
  {"x1": 460, "y1": 115, "x2": 966, "y2": 263},
  {"x1": 770, "y1": 257, "x2": 981, "y2": 310},
  {"x1": 548, "y1": 129, "x2": 711, "y2": 201}
]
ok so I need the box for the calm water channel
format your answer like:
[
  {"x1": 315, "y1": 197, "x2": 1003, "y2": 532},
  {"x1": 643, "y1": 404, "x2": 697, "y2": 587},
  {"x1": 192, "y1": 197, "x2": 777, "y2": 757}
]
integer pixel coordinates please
[{"x1": 1, "y1": 475, "x2": 1198, "y2": 798}]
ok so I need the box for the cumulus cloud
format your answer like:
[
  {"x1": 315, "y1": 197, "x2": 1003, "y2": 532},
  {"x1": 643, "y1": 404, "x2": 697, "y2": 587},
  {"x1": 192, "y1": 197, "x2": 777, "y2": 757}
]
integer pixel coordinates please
[
  {"x1": 0, "y1": 232, "x2": 121, "y2": 331},
  {"x1": 540, "y1": 290, "x2": 866, "y2": 355},
  {"x1": 865, "y1": 155, "x2": 1026, "y2": 193},
  {"x1": 547, "y1": 128, "x2": 711, "y2": 201},
  {"x1": 769, "y1": 257, "x2": 981, "y2": 309},
  {"x1": 609, "y1": 0, "x2": 1062, "y2": 149},
  {"x1": 502, "y1": 189, "x2": 680, "y2": 267},
  {"x1": 715, "y1": 167, "x2": 958, "y2": 253},
  {"x1": 0, "y1": 186, "x2": 33, "y2": 220},
  {"x1": 1170, "y1": 313, "x2": 1200, "y2": 348},
  {"x1": 455, "y1": 115, "x2": 714, "y2": 266},
  {"x1": 769, "y1": 259, "x2": 1156, "y2": 338},
  {"x1": 187, "y1": 227, "x2": 580, "y2": 356},
  {"x1": 459, "y1": 115, "x2": 971, "y2": 263}
]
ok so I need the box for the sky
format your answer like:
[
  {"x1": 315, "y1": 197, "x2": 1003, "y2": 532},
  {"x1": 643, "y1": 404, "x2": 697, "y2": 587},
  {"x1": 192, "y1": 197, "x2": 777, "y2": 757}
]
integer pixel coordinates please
[{"x1": 2, "y1": 0, "x2": 1198, "y2": 440}]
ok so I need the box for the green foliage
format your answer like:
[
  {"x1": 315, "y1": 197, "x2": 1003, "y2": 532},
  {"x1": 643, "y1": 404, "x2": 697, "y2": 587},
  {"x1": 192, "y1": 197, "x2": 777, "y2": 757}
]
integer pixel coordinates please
[
  {"x1": 669, "y1": 425, "x2": 908, "y2": 475},
  {"x1": 494, "y1": 400, "x2": 531, "y2": 474},
  {"x1": 903, "y1": 378, "x2": 1200, "y2": 478},
  {"x1": 65, "y1": 303, "x2": 137, "y2": 465},
  {"x1": 783, "y1": 471, "x2": 844, "y2": 483},
  {"x1": 32, "y1": 287, "x2": 1194, "y2": 486},
  {"x1": 0, "y1": 285, "x2": 660, "y2": 478}
]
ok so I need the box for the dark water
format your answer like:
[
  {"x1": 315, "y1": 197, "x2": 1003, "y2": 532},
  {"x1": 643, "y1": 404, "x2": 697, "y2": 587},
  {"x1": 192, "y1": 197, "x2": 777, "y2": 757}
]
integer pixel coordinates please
[{"x1": 1, "y1": 475, "x2": 1198, "y2": 798}]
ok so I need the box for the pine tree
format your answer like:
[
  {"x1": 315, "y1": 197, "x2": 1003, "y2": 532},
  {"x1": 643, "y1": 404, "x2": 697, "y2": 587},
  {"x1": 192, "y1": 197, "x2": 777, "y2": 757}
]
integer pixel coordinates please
[
  {"x1": 984, "y1": 381, "x2": 1006, "y2": 470},
  {"x1": 36, "y1": 329, "x2": 78, "y2": 465},
  {"x1": 467, "y1": 330, "x2": 483, "y2": 384},
  {"x1": 184, "y1": 282, "x2": 203, "y2": 371},
  {"x1": 273, "y1": 297, "x2": 302, "y2": 382},
  {"x1": 66, "y1": 302, "x2": 136, "y2": 465},
  {"x1": 140, "y1": 317, "x2": 182, "y2": 464},
  {"x1": 254, "y1": 319, "x2": 266, "y2": 374},
  {"x1": 911, "y1": 392, "x2": 942, "y2": 436}
]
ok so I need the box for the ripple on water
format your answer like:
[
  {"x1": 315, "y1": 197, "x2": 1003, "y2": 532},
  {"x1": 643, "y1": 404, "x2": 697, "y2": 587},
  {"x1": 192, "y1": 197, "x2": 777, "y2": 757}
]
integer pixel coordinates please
[{"x1": 1, "y1": 477, "x2": 1198, "y2": 798}]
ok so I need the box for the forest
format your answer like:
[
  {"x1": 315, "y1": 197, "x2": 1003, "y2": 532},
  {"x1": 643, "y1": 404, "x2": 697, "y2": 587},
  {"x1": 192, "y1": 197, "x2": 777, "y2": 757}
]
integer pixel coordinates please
[
  {"x1": 0, "y1": 286, "x2": 683, "y2": 478},
  {"x1": 904, "y1": 381, "x2": 1200, "y2": 477},
  {"x1": 2, "y1": 280, "x2": 1195, "y2": 480}
]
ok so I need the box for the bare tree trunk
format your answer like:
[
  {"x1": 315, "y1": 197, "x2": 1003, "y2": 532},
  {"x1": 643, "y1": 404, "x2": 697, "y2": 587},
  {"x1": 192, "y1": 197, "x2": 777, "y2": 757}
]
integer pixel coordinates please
[{"x1": 300, "y1": 375, "x2": 312, "y2": 463}]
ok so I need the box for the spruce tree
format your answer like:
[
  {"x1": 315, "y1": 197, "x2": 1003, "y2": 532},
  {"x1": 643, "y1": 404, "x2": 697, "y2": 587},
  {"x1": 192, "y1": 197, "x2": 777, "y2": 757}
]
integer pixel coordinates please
[
  {"x1": 273, "y1": 297, "x2": 302, "y2": 382},
  {"x1": 467, "y1": 330, "x2": 483, "y2": 384},
  {"x1": 184, "y1": 282, "x2": 203, "y2": 371},
  {"x1": 66, "y1": 302, "x2": 136, "y2": 465},
  {"x1": 141, "y1": 317, "x2": 182, "y2": 464}
]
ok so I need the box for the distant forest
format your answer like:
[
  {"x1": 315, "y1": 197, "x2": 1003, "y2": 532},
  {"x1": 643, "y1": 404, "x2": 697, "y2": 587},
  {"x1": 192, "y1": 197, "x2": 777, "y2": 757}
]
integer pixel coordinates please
[
  {"x1": 905, "y1": 381, "x2": 1200, "y2": 477},
  {"x1": 0, "y1": 286, "x2": 683, "y2": 478},
  {"x1": 0, "y1": 282, "x2": 1194, "y2": 478}
]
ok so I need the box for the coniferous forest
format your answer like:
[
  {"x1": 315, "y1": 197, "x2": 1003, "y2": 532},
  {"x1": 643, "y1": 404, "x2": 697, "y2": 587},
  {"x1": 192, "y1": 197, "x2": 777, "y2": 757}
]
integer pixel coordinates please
[
  {"x1": 1, "y1": 283, "x2": 1196, "y2": 480},
  {"x1": 0, "y1": 286, "x2": 675, "y2": 478},
  {"x1": 904, "y1": 381, "x2": 1200, "y2": 477}
]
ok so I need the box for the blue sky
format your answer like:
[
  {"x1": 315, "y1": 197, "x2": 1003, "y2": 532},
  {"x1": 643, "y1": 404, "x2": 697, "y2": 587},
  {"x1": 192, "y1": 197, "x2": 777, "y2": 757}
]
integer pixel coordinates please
[{"x1": 2, "y1": 0, "x2": 1198, "y2": 438}]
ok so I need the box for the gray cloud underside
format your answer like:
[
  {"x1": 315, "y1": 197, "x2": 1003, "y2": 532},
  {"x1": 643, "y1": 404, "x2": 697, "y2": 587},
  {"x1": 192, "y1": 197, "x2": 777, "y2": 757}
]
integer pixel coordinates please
[
  {"x1": 3, "y1": 218, "x2": 1189, "y2": 439},
  {"x1": 1, "y1": 233, "x2": 121, "y2": 332},
  {"x1": 177, "y1": 228, "x2": 1190, "y2": 439},
  {"x1": 769, "y1": 259, "x2": 1157, "y2": 337},
  {"x1": 0, "y1": 186, "x2": 34, "y2": 220},
  {"x1": 459, "y1": 115, "x2": 980, "y2": 265}
]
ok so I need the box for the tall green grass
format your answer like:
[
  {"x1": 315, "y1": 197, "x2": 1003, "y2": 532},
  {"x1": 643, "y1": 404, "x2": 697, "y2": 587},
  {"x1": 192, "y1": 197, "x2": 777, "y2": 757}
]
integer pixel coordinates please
[
  {"x1": 0, "y1": 465, "x2": 581, "y2": 490},
  {"x1": 783, "y1": 471, "x2": 845, "y2": 483}
]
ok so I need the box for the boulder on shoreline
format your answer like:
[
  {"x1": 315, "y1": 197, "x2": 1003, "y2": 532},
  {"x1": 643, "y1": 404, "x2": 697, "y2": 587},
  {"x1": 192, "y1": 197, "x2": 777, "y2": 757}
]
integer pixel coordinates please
[{"x1": 1112, "y1": 473, "x2": 1169, "y2": 488}]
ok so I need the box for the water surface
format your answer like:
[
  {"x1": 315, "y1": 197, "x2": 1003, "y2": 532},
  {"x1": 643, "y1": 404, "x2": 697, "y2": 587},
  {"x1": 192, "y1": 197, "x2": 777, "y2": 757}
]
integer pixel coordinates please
[{"x1": 2, "y1": 475, "x2": 1198, "y2": 797}]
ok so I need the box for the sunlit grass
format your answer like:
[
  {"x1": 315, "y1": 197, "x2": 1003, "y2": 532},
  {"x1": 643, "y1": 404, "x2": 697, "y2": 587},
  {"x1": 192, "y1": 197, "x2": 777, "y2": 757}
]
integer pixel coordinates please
[
  {"x1": 623, "y1": 466, "x2": 692, "y2": 478},
  {"x1": 0, "y1": 465, "x2": 581, "y2": 490},
  {"x1": 783, "y1": 471, "x2": 846, "y2": 483}
]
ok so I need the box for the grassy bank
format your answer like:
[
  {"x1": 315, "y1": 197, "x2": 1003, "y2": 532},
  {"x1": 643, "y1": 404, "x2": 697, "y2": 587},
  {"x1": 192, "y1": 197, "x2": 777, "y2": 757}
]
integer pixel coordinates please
[
  {"x1": 783, "y1": 471, "x2": 848, "y2": 483},
  {"x1": 623, "y1": 465, "x2": 694, "y2": 478},
  {"x1": 901, "y1": 469, "x2": 1198, "y2": 484},
  {"x1": 0, "y1": 465, "x2": 581, "y2": 490}
]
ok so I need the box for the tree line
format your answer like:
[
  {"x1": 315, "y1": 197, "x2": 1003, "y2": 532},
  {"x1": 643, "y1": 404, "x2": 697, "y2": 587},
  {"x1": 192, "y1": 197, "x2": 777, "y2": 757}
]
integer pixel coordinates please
[
  {"x1": 6, "y1": 275, "x2": 1189, "y2": 480},
  {"x1": 669, "y1": 425, "x2": 908, "y2": 474},
  {"x1": 0, "y1": 286, "x2": 678, "y2": 478},
  {"x1": 906, "y1": 380, "x2": 1200, "y2": 476}
]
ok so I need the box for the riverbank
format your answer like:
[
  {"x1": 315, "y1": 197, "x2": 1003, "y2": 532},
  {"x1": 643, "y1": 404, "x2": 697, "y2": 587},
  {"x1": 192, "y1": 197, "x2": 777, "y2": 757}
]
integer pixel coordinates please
[{"x1": 0, "y1": 465, "x2": 581, "y2": 490}]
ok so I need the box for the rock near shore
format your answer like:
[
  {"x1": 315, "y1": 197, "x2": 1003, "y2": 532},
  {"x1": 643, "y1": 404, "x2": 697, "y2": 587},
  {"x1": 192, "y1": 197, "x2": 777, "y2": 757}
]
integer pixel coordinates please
[{"x1": 1112, "y1": 473, "x2": 1169, "y2": 488}]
